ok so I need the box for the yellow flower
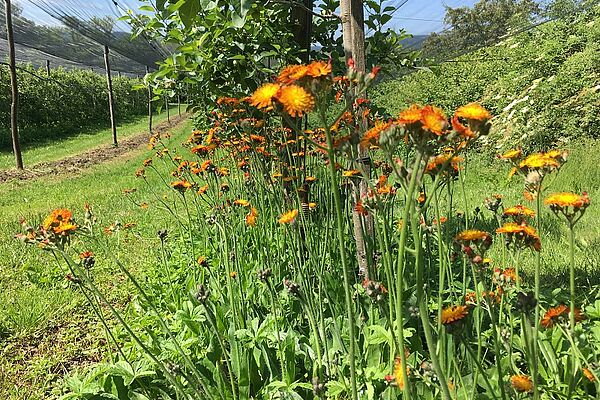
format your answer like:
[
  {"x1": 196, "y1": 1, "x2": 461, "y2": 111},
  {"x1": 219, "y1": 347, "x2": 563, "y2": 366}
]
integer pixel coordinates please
[
  {"x1": 519, "y1": 152, "x2": 559, "y2": 170},
  {"x1": 499, "y1": 148, "x2": 522, "y2": 160},
  {"x1": 342, "y1": 169, "x2": 361, "y2": 178},
  {"x1": 455, "y1": 102, "x2": 492, "y2": 121},
  {"x1": 233, "y1": 199, "x2": 250, "y2": 207},
  {"x1": 440, "y1": 305, "x2": 468, "y2": 325},
  {"x1": 278, "y1": 209, "x2": 298, "y2": 224},
  {"x1": 510, "y1": 375, "x2": 533, "y2": 393},
  {"x1": 544, "y1": 192, "x2": 590, "y2": 209},
  {"x1": 250, "y1": 83, "x2": 281, "y2": 109},
  {"x1": 454, "y1": 229, "x2": 490, "y2": 243},
  {"x1": 276, "y1": 85, "x2": 315, "y2": 117}
]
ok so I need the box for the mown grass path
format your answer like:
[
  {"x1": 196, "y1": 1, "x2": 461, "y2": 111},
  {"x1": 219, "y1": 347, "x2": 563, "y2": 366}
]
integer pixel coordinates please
[{"x1": 0, "y1": 113, "x2": 193, "y2": 400}]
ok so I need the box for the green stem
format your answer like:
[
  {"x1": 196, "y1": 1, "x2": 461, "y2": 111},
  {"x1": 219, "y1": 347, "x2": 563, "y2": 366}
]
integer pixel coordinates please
[{"x1": 320, "y1": 106, "x2": 358, "y2": 400}]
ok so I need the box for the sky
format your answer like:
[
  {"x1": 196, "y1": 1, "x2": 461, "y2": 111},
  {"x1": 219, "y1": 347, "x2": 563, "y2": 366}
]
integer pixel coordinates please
[{"x1": 18, "y1": 0, "x2": 481, "y2": 36}]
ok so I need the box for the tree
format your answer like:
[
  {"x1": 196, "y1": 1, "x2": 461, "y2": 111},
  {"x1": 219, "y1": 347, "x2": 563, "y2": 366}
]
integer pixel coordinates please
[{"x1": 422, "y1": 0, "x2": 541, "y2": 60}]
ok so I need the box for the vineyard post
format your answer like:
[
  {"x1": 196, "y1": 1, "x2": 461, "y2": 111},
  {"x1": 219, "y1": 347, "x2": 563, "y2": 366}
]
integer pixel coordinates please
[
  {"x1": 165, "y1": 96, "x2": 170, "y2": 123},
  {"x1": 4, "y1": 0, "x2": 23, "y2": 169},
  {"x1": 146, "y1": 66, "x2": 153, "y2": 133},
  {"x1": 46, "y1": 60, "x2": 50, "y2": 76},
  {"x1": 178, "y1": 94, "x2": 181, "y2": 116},
  {"x1": 103, "y1": 45, "x2": 118, "y2": 146}
]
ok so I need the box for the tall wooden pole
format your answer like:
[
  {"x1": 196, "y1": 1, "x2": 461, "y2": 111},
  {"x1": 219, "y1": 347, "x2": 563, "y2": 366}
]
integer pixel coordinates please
[
  {"x1": 103, "y1": 45, "x2": 118, "y2": 146},
  {"x1": 5, "y1": 0, "x2": 23, "y2": 170},
  {"x1": 165, "y1": 96, "x2": 170, "y2": 123},
  {"x1": 45, "y1": 60, "x2": 50, "y2": 76},
  {"x1": 146, "y1": 66, "x2": 153, "y2": 133}
]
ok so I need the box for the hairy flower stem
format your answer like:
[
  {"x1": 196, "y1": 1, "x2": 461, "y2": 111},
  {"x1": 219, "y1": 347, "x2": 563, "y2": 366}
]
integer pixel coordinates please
[
  {"x1": 267, "y1": 282, "x2": 288, "y2": 384},
  {"x1": 320, "y1": 107, "x2": 358, "y2": 400},
  {"x1": 57, "y1": 250, "x2": 197, "y2": 399},
  {"x1": 202, "y1": 303, "x2": 238, "y2": 400},
  {"x1": 393, "y1": 153, "x2": 425, "y2": 400},
  {"x1": 412, "y1": 215, "x2": 452, "y2": 400},
  {"x1": 568, "y1": 223, "x2": 578, "y2": 393},
  {"x1": 532, "y1": 193, "x2": 542, "y2": 400}
]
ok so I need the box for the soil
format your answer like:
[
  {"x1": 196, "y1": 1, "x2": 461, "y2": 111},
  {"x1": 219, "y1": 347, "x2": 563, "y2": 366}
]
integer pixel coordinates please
[{"x1": 0, "y1": 114, "x2": 188, "y2": 183}]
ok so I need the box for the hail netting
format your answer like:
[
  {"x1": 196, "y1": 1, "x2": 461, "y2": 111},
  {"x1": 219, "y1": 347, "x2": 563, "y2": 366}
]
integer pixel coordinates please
[{"x1": 0, "y1": 0, "x2": 169, "y2": 75}]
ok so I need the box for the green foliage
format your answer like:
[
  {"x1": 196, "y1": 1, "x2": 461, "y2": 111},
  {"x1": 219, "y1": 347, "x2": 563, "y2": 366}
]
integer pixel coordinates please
[
  {"x1": 372, "y1": 4, "x2": 600, "y2": 150},
  {"x1": 0, "y1": 65, "x2": 151, "y2": 149}
]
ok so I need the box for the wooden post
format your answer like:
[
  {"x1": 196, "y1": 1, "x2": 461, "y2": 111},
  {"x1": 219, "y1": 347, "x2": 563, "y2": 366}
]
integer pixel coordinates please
[
  {"x1": 103, "y1": 45, "x2": 118, "y2": 146},
  {"x1": 118, "y1": 71, "x2": 121, "y2": 78},
  {"x1": 45, "y1": 60, "x2": 50, "y2": 76},
  {"x1": 146, "y1": 66, "x2": 153, "y2": 133},
  {"x1": 177, "y1": 94, "x2": 181, "y2": 116},
  {"x1": 165, "y1": 96, "x2": 170, "y2": 123},
  {"x1": 5, "y1": 0, "x2": 23, "y2": 170}
]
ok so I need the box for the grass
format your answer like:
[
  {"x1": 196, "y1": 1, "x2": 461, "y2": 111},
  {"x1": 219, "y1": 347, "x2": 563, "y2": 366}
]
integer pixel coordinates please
[
  {"x1": 0, "y1": 114, "x2": 193, "y2": 399},
  {"x1": 0, "y1": 106, "x2": 181, "y2": 170}
]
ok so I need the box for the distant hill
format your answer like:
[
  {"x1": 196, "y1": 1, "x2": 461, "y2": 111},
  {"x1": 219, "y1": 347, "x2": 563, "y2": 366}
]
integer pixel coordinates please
[{"x1": 400, "y1": 34, "x2": 428, "y2": 49}]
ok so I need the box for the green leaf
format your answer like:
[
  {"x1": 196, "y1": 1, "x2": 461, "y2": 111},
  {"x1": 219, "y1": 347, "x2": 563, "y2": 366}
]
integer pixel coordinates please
[{"x1": 179, "y1": 0, "x2": 200, "y2": 28}]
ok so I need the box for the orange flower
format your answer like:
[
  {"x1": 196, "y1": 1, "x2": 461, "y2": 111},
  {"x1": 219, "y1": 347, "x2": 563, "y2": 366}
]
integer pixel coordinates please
[
  {"x1": 583, "y1": 367, "x2": 596, "y2": 382},
  {"x1": 233, "y1": 199, "x2": 250, "y2": 207},
  {"x1": 250, "y1": 83, "x2": 281, "y2": 109},
  {"x1": 43, "y1": 209, "x2": 77, "y2": 235},
  {"x1": 342, "y1": 169, "x2": 361, "y2": 178},
  {"x1": 425, "y1": 154, "x2": 462, "y2": 176},
  {"x1": 455, "y1": 102, "x2": 492, "y2": 121},
  {"x1": 277, "y1": 65, "x2": 309, "y2": 84},
  {"x1": 278, "y1": 209, "x2": 298, "y2": 224},
  {"x1": 171, "y1": 180, "x2": 193, "y2": 192},
  {"x1": 503, "y1": 204, "x2": 535, "y2": 220},
  {"x1": 197, "y1": 184, "x2": 209, "y2": 195},
  {"x1": 454, "y1": 229, "x2": 491, "y2": 243},
  {"x1": 397, "y1": 104, "x2": 422, "y2": 125},
  {"x1": 420, "y1": 105, "x2": 447, "y2": 135},
  {"x1": 544, "y1": 192, "x2": 590, "y2": 209},
  {"x1": 393, "y1": 356, "x2": 410, "y2": 390},
  {"x1": 276, "y1": 85, "x2": 315, "y2": 117},
  {"x1": 541, "y1": 304, "x2": 568, "y2": 328},
  {"x1": 306, "y1": 60, "x2": 332, "y2": 78},
  {"x1": 510, "y1": 375, "x2": 533, "y2": 393},
  {"x1": 499, "y1": 149, "x2": 522, "y2": 160},
  {"x1": 246, "y1": 207, "x2": 258, "y2": 227},
  {"x1": 440, "y1": 305, "x2": 468, "y2": 325},
  {"x1": 361, "y1": 120, "x2": 390, "y2": 148},
  {"x1": 79, "y1": 251, "x2": 93, "y2": 259}
]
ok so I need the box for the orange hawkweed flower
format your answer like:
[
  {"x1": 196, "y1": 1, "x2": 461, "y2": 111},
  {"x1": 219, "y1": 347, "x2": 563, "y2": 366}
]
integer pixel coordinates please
[
  {"x1": 233, "y1": 199, "x2": 250, "y2": 207},
  {"x1": 454, "y1": 229, "x2": 491, "y2": 243},
  {"x1": 276, "y1": 85, "x2": 315, "y2": 117},
  {"x1": 171, "y1": 180, "x2": 193, "y2": 192},
  {"x1": 583, "y1": 367, "x2": 596, "y2": 382},
  {"x1": 544, "y1": 192, "x2": 590, "y2": 209},
  {"x1": 393, "y1": 356, "x2": 410, "y2": 390},
  {"x1": 278, "y1": 209, "x2": 298, "y2": 224},
  {"x1": 441, "y1": 305, "x2": 468, "y2": 325},
  {"x1": 455, "y1": 102, "x2": 492, "y2": 121},
  {"x1": 503, "y1": 205, "x2": 535, "y2": 218},
  {"x1": 197, "y1": 184, "x2": 209, "y2": 195},
  {"x1": 246, "y1": 207, "x2": 259, "y2": 227},
  {"x1": 277, "y1": 64, "x2": 309, "y2": 84},
  {"x1": 499, "y1": 148, "x2": 522, "y2": 160},
  {"x1": 43, "y1": 209, "x2": 77, "y2": 235},
  {"x1": 306, "y1": 60, "x2": 332, "y2": 78},
  {"x1": 510, "y1": 375, "x2": 533, "y2": 393},
  {"x1": 420, "y1": 105, "x2": 447, "y2": 135},
  {"x1": 397, "y1": 104, "x2": 422, "y2": 125},
  {"x1": 361, "y1": 120, "x2": 390, "y2": 148},
  {"x1": 541, "y1": 304, "x2": 568, "y2": 328},
  {"x1": 250, "y1": 83, "x2": 281, "y2": 109}
]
